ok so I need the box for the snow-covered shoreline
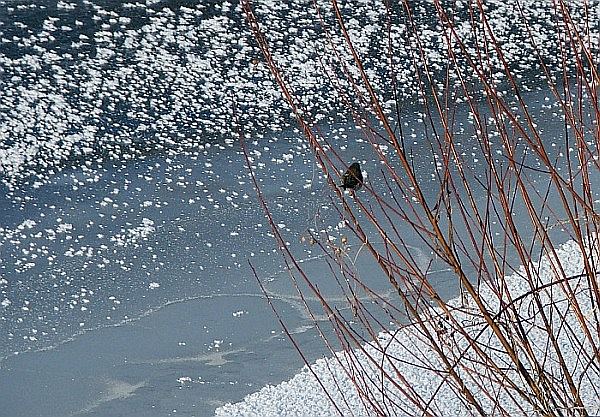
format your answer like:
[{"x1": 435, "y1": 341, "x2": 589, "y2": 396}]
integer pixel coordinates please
[{"x1": 216, "y1": 238, "x2": 600, "y2": 416}]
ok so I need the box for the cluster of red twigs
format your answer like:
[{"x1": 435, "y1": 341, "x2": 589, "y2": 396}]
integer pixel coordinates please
[{"x1": 240, "y1": 0, "x2": 600, "y2": 415}]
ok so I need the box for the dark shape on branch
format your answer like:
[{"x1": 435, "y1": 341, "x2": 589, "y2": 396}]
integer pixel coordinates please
[{"x1": 341, "y1": 162, "x2": 363, "y2": 191}]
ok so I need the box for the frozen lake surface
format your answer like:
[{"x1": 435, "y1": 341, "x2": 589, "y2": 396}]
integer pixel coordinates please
[
  {"x1": 1, "y1": 115, "x2": 448, "y2": 415},
  {"x1": 2, "y1": 0, "x2": 600, "y2": 416},
  {"x1": 1, "y1": 96, "x2": 591, "y2": 416}
]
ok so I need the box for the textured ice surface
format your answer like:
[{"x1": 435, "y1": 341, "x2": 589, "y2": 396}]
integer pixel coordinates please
[{"x1": 1, "y1": 0, "x2": 598, "y2": 185}]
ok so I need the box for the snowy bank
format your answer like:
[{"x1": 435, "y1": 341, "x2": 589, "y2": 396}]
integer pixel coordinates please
[{"x1": 215, "y1": 239, "x2": 600, "y2": 416}]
